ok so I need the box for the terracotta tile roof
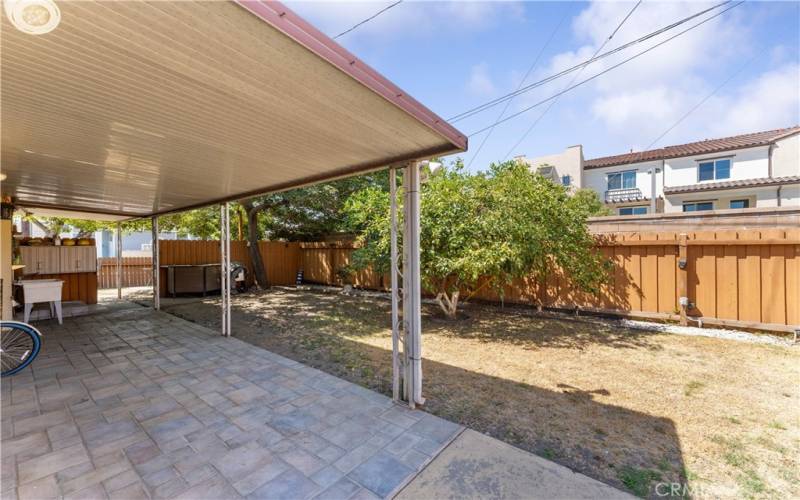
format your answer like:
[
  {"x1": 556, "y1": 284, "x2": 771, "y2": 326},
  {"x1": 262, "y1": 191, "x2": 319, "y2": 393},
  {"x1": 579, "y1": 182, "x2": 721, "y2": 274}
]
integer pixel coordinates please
[
  {"x1": 584, "y1": 126, "x2": 800, "y2": 169},
  {"x1": 663, "y1": 176, "x2": 800, "y2": 195}
]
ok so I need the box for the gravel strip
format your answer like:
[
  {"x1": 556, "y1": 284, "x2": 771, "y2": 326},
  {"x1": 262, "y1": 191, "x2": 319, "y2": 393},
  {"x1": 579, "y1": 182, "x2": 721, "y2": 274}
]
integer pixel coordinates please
[{"x1": 618, "y1": 319, "x2": 796, "y2": 346}]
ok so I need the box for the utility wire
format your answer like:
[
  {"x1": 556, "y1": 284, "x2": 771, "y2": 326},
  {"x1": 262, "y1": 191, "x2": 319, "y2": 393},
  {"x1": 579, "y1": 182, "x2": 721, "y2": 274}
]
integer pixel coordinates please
[
  {"x1": 503, "y1": 0, "x2": 642, "y2": 160},
  {"x1": 449, "y1": 0, "x2": 731, "y2": 123},
  {"x1": 466, "y1": 7, "x2": 571, "y2": 169},
  {"x1": 638, "y1": 53, "x2": 757, "y2": 157},
  {"x1": 333, "y1": 0, "x2": 403, "y2": 39},
  {"x1": 467, "y1": 0, "x2": 744, "y2": 137}
]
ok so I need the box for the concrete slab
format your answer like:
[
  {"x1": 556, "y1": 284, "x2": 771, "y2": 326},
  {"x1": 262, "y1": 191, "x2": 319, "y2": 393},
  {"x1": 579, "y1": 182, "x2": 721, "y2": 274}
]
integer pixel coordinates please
[{"x1": 396, "y1": 429, "x2": 633, "y2": 500}]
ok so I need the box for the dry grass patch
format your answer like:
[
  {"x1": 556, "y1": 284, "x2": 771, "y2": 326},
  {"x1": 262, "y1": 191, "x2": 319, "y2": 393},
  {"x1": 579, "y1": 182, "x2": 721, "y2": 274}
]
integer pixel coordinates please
[{"x1": 153, "y1": 288, "x2": 800, "y2": 499}]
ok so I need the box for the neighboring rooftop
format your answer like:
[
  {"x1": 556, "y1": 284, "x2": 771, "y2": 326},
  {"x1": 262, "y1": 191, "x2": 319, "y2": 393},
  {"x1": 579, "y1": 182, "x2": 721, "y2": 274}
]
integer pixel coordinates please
[
  {"x1": 584, "y1": 126, "x2": 800, "y2": 169},
  {"x1": 663, "y1": 175, "x2": 800, "y2": 195}
]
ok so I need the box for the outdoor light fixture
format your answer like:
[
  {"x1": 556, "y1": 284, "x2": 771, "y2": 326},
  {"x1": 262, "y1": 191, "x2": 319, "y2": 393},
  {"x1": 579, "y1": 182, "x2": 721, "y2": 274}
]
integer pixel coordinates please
[{"x1": 4, "y1": 0, "x2": 61, "y2": 35}]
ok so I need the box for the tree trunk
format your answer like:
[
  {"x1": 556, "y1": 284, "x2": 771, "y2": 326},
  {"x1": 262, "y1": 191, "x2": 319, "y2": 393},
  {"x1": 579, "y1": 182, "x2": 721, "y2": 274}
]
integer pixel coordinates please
[
  {"x1": 435, "y1": 290, "x2": 459, "y2": 319},
  {"x1": 240, "y1": 199, "x2": 269, "y2": 289},
  {"x1": 236, "y1": 207, "x2": 244, "y2": 241}
]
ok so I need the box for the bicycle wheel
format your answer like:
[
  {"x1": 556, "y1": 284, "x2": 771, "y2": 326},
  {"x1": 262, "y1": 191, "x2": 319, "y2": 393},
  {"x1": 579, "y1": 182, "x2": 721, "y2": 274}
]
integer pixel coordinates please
[{"x1": 1, "y1": 321, "x2": 42, "y2": 377}]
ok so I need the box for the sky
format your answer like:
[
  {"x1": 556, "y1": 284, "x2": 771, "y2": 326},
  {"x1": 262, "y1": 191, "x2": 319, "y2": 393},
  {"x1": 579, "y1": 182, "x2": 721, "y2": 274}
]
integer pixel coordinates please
[{"x1": 285, "y1": 0, "x2": 800, "y2": 171}]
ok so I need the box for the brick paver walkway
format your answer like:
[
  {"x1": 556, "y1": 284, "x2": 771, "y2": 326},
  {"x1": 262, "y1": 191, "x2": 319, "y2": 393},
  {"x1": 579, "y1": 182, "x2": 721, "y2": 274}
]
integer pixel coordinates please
[{"x1": 1, "y1": 304, "x2": 461, "y2": 499}]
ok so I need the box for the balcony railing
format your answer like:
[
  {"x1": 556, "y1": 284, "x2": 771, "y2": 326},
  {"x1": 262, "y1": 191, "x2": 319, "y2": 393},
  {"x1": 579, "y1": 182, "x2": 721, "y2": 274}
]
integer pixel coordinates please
[{"x1": 605, "y1": 188, "x2": 645, "y2": 203}]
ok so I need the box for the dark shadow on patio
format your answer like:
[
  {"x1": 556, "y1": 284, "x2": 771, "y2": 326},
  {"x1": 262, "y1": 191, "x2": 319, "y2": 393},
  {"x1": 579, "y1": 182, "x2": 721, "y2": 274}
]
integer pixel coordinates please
[{"x1": 150, "y1": 290, "x2": 687, "y2": 498}]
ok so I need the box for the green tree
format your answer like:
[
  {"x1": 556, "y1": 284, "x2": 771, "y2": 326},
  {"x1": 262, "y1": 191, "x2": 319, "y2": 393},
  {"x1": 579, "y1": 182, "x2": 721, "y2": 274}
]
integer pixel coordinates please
[
  {"x1": 568, "y1": 188, "x2": 613, "y2": 217},
  {"x1": 160, "y1": 206, "x2": 222, "y2": 240},
  {"x1": 240, "y1": 171, "x2": 388, "y2": 287},
  {"x1": 345, "y1": 160, "x2": 609, "y2": 318},
  {"x1": 24, "y1": 216, "x2": 150, "y2": 238}
]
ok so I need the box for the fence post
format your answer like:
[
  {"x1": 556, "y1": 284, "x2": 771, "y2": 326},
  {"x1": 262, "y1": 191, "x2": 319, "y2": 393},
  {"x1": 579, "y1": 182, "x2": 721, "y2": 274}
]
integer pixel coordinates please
[{"x1": 678, "y1": 233, "x2": 688, "y2": 326}]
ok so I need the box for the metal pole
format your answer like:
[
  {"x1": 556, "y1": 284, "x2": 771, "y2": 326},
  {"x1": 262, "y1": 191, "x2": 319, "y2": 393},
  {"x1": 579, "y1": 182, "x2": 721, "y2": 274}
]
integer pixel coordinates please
[
  {"x1": 152, "y1": 217, "x2": 160, "y2": 310},
  {"x1": 225, "y1": 202, "x2": 231, "y2": 337},
  {"x1": 116, "y1": 222, "x2": 122, "y2": 300},
  {"x1": 220, "y1": 203, "x2": 231, "y2": 337},
  {"x1": 403, "y1": 162, "x2": 423, "y2": 408},
  {"x1": 220, "y1": 204, "x2": 227, "y2": 336},
  {"x1": 390, "y1": 167, "x2": 401, "y2": 402}
]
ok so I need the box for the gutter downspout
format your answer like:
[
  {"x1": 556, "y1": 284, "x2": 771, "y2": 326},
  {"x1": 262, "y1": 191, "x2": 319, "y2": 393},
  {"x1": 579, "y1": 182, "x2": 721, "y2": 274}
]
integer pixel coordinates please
[
  {"x1": 768, "y1": 143, "x2": 774, "y2": 178},
  {"x1": 661, "y1": 159, "x2": 666, "y2": 213},
  {"x1": 768, "y1": 143, "x2": 780, "y2": 207},
  {"x1": 650, "y1": 165, "x2": 657, "y2": 214}
]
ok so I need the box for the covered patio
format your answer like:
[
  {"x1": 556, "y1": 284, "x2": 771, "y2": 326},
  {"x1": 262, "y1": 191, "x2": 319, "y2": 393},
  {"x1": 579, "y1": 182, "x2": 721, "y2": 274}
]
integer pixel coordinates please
[
  {"x1": 2, "y1": 0, "x2": 468, "y2": 407},
  {"x1": 2, "y1": 1, "x2": 633, "y2": 499},
  {"x1": 1, "y1": 304, "x2": 461, "y2": 499},
  {"x1": 1, "y1": 1, "x2": 467, "y2": 497}
]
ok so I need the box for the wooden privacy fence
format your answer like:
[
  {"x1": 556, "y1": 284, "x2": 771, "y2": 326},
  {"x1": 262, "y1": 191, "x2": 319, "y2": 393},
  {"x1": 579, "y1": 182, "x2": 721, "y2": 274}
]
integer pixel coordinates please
[
  {"x1": 155, "y1": 240, "x2": 381, "y2": 290},
  {"x1": 465, "y1": 229, "x2": 799, "y2": 329},
  {"x1": 97, "y1": 257, "x2": 153, "y2": 289},
  {"x1": 123, "y1": 231, "x2": 799, "y2": 329},
  {"x1": 157, "y1": 240, "x2": 302, "y2": 293},
  {"x1": 298, "y1": 242, "x2": 386, "y2": 289}
]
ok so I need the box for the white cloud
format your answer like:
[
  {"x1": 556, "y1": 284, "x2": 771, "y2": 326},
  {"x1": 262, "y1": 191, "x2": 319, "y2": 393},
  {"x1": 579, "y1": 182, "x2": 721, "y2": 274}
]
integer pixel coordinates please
[
  {"x1": 714, "y1": 63, "x2": 800, "y2": 135},
  {"x1": 467, "y1": 62, "x2": 496, "y2": 96},
  {"x1": 588, "y1": 63, "x2": 800, "y2": 149},
  {"x1": 517, "y1": 0, "x2": 800, "y2": 149},
  {"x1": 591, "y1": 87, "x2": 684, "y2": 133}
]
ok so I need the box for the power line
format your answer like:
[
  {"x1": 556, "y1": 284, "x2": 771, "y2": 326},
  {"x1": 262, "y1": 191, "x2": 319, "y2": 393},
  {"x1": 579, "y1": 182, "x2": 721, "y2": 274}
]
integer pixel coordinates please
[
  {"x1": 503, "y1": 0, "x2": 642, "y2": 160},
  {"x1": 449, "y1": 1, "x2": 731, "y2": 124},
  {"x1": 465, "y1": 6, "x2": 571, "y2": 169},
  {"x1": 466, "y1": 0, "x2": 744, "y2": 137},
  {"x1": 640, "y1": 53, "x2": 757, "y2": 155},
  {"x1": 333, "y1": 1, "x2": 403, "y2": 40}
]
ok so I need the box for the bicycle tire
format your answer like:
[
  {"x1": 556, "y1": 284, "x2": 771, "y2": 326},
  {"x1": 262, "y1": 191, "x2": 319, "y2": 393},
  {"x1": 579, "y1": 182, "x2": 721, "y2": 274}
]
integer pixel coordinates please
[{"x1": 1, "y1": 321, "x2": 42, "y2": 377}]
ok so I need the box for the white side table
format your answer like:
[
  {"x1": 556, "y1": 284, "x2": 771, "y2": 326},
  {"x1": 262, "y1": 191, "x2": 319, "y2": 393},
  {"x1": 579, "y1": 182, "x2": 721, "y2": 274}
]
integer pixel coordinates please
[{"x1": 18, "y1": 279, "x2": 64, "y2": 324}]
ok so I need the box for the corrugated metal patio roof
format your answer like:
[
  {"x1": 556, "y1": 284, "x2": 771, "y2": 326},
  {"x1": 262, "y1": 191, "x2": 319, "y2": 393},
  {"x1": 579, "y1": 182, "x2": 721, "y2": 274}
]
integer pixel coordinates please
[{"x1": 1, "y1": 1, "x2": 467, "y2": 218}]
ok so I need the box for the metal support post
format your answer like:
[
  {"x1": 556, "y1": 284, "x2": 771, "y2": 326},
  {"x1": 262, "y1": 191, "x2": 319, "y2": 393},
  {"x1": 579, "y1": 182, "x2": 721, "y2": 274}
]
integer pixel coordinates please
[
  {"x1": 116, "y1": 222, "x2": 122, "y2": 300},
  {"x1": 402, "y1": 162, "x2": 423, "y2": 408},
  {"x1": 152, "y1": 217, "x2": 160, "y2": 310},
  {"x1": 390, "y1": 167, "x2": 401, "y2": 402},
  {"x1": 220, "y1": 203, "x2": 231, "y2": 337}
]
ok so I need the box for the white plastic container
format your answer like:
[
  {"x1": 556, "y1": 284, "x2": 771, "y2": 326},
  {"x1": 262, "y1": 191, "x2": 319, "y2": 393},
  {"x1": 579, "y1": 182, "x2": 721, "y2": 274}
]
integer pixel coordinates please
[{"x1": 19, "y1": 279, "x2": 63, "y2": 302}]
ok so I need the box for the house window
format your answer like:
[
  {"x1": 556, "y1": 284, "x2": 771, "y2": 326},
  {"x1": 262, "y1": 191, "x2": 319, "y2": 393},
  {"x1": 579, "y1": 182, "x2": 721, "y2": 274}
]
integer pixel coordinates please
[
  {"x1": 683, "y1": 201, "x2": 714, "y2": 212},
  {"x1": 698, "y1": 158, "x2": 731, "y2": 181},
  {"x1": 618, "y1": 206, "x2": 648, "y2": 216},
  {"x1": 730, "y1": 199, "x2": 749, "y2": 209},
  {"x1": 561, "y1": 175, "x2": 571, "y2": 187},
  {"x1": 608, "y1": 170, "x2": 636, "y2": 190}
]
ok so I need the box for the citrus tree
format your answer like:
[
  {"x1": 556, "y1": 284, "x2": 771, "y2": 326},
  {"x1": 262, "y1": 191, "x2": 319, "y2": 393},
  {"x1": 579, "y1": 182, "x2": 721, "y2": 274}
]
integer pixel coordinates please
[{"x1": 345, "y1": 160, "x2": 609, "y2": 318}]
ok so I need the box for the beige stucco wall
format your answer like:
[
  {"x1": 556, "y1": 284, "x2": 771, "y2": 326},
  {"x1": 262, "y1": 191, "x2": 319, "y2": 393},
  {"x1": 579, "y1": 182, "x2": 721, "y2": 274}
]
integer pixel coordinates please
[{"x1": 524, "y1": 145, "x2": 584, "y2": 189}]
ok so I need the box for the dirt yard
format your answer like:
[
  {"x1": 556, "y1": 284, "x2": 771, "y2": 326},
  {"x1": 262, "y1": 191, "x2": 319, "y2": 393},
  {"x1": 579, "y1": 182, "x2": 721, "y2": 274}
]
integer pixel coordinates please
[{"x1": 140, "y1": 287, "x2": 799, "y2": 498}]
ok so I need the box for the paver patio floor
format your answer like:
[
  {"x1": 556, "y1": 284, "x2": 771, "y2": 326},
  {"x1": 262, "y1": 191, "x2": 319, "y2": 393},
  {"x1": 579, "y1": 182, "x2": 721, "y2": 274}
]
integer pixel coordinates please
[{"x1": 1, "y1": 303, "x2": 461, "y2": 499}]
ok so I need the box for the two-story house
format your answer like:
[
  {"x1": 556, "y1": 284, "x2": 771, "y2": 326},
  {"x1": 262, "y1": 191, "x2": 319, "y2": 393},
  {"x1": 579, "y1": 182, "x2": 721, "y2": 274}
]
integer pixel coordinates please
[{"x1": 521, "y1": 126, "x2": 800, "y2": 215}]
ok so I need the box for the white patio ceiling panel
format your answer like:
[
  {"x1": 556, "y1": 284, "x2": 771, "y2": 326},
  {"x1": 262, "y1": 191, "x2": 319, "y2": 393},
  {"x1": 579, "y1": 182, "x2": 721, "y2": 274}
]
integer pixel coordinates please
[{"x1": 1, "y1": 1, "x2": 466, "y2": 218}]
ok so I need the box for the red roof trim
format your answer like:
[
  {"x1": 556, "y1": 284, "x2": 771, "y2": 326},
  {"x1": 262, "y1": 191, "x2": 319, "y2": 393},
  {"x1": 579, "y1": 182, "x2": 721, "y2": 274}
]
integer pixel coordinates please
[{"x1": 233, "y1": 0, "x2": 468, "y2": 153}]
